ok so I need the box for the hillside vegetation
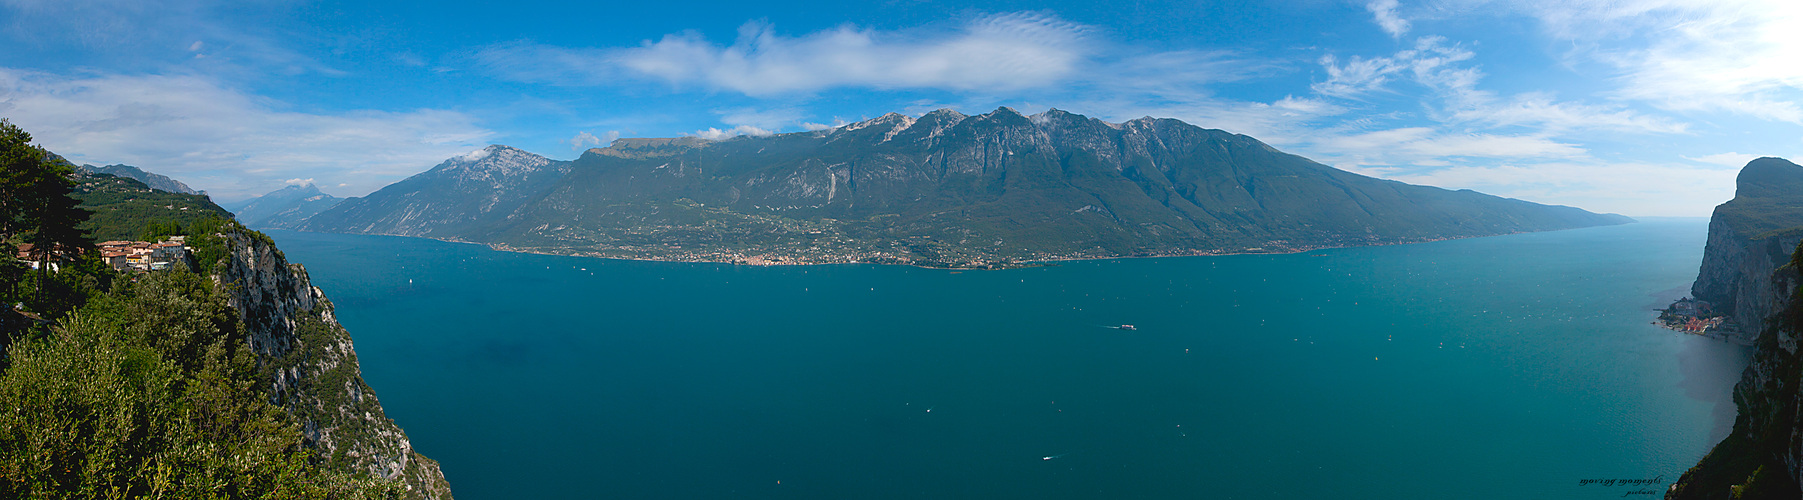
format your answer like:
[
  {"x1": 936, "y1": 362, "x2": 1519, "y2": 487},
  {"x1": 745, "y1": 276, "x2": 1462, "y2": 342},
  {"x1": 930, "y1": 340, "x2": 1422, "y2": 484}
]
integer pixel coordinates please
[{"x1": 0, "y1": 119, "x2": 404, "y2": 498}]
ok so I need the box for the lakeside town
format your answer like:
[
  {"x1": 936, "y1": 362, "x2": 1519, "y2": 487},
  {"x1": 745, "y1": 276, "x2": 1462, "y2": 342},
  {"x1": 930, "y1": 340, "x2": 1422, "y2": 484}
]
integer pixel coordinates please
[{"x1": 1657, "y1": 297, "x2": 1737, "y2": 338}]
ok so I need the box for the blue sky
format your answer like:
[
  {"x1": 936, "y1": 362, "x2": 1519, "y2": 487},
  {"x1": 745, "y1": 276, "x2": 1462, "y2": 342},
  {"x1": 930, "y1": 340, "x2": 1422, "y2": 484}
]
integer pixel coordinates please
[{"x1": 2, "y1": 0, "x2": 1799, "y2": 216}]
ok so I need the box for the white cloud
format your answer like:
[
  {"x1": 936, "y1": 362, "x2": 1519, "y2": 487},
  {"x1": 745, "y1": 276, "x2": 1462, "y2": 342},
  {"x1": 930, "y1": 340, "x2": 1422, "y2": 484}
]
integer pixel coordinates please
[
  {"x1": 690, "y1": 125, "x2": 773, "y2": 140},
  {"x1": 1512, "y1": 0, "x2": 1803, "y2": 122},
  {"x1": 1312, "y1": 37, "x2": 1473, "y2": 98},
  {"x1": 566, "y1": 130, "x2": 620, "y2": 150},
  {"x1": 282, "y1": 177, "x2": 313, "y2": 185},
  {"x1": 1367, "y1": 0, "x2": 1412, "y2": 38},
  {"x1": 476, "y1": 12, "x2": 1098, "y2": 96},
  {"x1": 1373, "y1": 160, "x2": 1736, "y2": 216},
  {"x1": 1442, "y1": 92, "x2": 1688, "y2": 134},
  {"x1": 1682, "y1": 152, "x2": 1761, "y2": 168},
  {"x1": 802, "y1": 120, "x2": 848, "y2": 131},
  {"x1": 1317, "y1": 127, "x2": 1586, "y2": 166},
  {"x1": 2, "y1": 0, "x2": 342, "y2": 77},
  {"x1": 0, "y1": 68, "x2": 494, "y2": 202},
  {"x1": 716, "y1": 106, "x2": 809, "y2": 131},
  {"x1": 1313, "y1": 36, "x2": 1686, "y2": 134}
]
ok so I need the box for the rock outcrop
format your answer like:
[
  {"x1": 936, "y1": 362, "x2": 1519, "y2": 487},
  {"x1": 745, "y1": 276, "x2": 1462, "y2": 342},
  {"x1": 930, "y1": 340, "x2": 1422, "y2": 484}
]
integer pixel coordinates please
[
  {"x1": 212, "y1": 230, "x2": 452, "y2": 499},
  {"x1": 1689, "y1": 158, "x2": 1803, "y2": 344},
  {"x1": 1667, "y1": 241, "x2": 1803, "y2": 499},
  {"x1": 1668, "y1": 158, "x2": 1803, "y2": 499}
]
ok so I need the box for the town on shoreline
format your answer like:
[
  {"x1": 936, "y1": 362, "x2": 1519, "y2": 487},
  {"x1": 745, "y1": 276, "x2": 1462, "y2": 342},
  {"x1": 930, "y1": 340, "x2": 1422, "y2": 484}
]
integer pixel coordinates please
[{"x1": 1657, "y1": 297, "x2": 1740, "y2": 341}]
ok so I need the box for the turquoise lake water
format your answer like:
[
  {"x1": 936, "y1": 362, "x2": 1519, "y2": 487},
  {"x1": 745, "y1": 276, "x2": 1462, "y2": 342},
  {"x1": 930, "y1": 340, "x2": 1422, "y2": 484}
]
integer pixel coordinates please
[{"x1": 266, "y1": 217, "x2": 1750, "y2": 499}]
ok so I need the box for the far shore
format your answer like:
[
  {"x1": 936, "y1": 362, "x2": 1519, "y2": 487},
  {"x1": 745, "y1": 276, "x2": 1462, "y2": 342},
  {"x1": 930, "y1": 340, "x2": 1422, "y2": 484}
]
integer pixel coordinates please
[{"x1": 262, "y1": 225, "x2": 1626, "y2": 271}]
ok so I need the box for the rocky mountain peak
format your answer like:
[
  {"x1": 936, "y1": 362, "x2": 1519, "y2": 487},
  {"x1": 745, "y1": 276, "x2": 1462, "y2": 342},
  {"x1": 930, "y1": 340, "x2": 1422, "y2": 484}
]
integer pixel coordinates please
[
  {"x1": 433, "y1": 145, "x2": 553, "y2": 180},
  {"x1": 842, "y1": 112, "x2": 914, "y2": 132}
]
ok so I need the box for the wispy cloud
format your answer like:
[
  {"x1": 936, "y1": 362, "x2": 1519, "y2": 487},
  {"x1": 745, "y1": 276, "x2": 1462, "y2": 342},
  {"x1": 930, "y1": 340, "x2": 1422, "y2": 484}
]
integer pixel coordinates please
[
  {"x1": 1313, "y1": 36, "x2": 1474, "y2": 98},
  {"x1": 1514, "y1": 0, "x2": 1803, "y2": 122},
  {"x1": 0, "y1": 68, "x2": 492, "y2": 201},
  {"x1": 1, "y1": 0, "x2": 343, "y2": 77},
  {"x1": 715, "y1": 106, "x2": 811, "y2": 131},
  {"x1": 1371, "y1": 160, "x2": 1736, "y2": 216},
  {"x1": 476, "y1": 13, "x2": 1093, "y2": 96},
  {"x1": 1312, "y1": 36, "x2": 1685, "y2": 134},
  {"x1": 566, "y1": 130, "x2": 620, "y2": 150},
  {"x1": 1367, "y1": 0, "x2": 1412, "y2": 38},
  {"x1": 1682, "y1": 152, "x2": 1762, "y2": 168},
  {"x1": 1317, "y1": 127, "x2": 1586, "y2": 165},
  {"x1": 690, "y1": 125, "x2": 773, "y2": 140}
]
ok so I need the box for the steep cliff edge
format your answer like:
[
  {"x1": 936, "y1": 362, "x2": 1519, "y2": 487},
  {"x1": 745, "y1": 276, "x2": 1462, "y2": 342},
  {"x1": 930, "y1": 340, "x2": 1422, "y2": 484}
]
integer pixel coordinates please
[
  {"x1": 1688, "y1": 158, "x2": 1803, "y2": 344},
  {"x1": 1667, "y1": 241, "x2": 1803, "y2": 499},
  {"x1": 211, "y1": 230, "x2": 452, "y2": 499}
]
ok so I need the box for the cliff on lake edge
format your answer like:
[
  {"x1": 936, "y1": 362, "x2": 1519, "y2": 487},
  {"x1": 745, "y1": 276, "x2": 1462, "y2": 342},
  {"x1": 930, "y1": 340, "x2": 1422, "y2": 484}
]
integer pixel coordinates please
[{"x1": 213, "y1": 230, "x2": 452, "y2": 499}]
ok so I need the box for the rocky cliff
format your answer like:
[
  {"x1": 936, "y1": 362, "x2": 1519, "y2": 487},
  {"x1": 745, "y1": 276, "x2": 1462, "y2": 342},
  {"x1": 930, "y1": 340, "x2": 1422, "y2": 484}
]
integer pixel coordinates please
[
  {"x1": 211, "y1": 230, "x2": 451, "y2": 499},
  {"x1": 1667, "y1": 157, "x2": 1803, "y2": 499},
  {"x1": 1667, "y1": 241, "x2": 1803, "y2": 499},
  {"x1": 1690, "y1": 158, "x2": 1803, "y2": 344}
]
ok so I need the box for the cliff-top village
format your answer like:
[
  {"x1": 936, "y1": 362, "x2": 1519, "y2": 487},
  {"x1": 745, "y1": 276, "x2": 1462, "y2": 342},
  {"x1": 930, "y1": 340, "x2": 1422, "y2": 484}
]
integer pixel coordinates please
[{"x1": 13, "y1": 236, "x2": 190, "y2": 272}]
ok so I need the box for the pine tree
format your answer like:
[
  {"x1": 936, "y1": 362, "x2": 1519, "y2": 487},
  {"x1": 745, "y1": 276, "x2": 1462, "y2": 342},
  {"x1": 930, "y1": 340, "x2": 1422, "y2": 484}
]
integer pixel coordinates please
[{"x1": 0, "y1": 119, "x2": 93, "y2": 305}]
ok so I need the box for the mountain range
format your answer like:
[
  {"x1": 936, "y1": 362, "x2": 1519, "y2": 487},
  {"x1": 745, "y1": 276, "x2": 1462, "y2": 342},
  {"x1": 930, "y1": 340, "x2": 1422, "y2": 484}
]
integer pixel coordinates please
[
  {"x1": 300, "y1": 108, "x2": 1630, "y2": 267},
  {"x1": 76, "y1": 163, "x2": 201, "y2": 195}
]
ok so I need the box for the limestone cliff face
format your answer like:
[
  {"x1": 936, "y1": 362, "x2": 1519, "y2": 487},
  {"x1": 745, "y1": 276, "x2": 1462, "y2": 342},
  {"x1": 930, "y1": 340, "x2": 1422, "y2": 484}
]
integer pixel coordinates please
[
  {"x1": 211, "y1": 231, "x2": 452, "y2": 500},
  {"x1": 1692, "y1": 215, "x2": 1803, "y2": 344},
  {"x1": 1668, "y1": 158, "x2": 1803, "y2": 499},
  {"x1": 1668, "y1": 242, "x2": 1803, "y2": 499}
]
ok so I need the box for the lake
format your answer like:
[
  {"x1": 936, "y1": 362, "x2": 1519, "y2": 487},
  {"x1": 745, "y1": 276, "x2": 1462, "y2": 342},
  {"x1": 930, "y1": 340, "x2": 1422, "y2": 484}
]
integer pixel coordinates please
[{"x1": 266, "y1": 217, "x2": 1749, "y2": 499}]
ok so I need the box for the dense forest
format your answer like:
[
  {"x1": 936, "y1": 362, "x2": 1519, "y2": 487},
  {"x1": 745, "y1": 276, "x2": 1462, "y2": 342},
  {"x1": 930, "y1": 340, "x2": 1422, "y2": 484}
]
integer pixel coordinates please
[{"x1": 0, "y1": 119, "x2": 401, "y2": 498}]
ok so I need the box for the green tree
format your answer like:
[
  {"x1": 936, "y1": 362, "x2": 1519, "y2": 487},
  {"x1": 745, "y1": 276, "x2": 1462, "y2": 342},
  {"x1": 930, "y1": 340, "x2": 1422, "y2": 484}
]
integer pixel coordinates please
[
  {"x1": 0, "y1": 119, "x2": 93, "y2": 305},
  {"x1": 0, "y1": 272, "x2": 400, "y2": 499}
]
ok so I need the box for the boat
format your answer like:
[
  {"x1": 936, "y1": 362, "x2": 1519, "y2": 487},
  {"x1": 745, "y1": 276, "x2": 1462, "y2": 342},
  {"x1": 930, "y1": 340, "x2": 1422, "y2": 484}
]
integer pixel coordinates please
[{"x1": 1119, "y1": 325, "x2": 1136, "y2": 331}]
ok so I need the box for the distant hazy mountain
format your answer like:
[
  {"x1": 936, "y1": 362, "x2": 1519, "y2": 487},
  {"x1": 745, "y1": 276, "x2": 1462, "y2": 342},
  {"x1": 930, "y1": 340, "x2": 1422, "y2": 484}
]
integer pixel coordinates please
[
  {"x1": 303, "y1": 108, "x2": 1632, "y2": 267},
  {"x1": 233, "y1": 184, "x2": 343, "y2": 229},
  {"x1": 78, "y1": 164, "x2": 200, "y2": 195}
]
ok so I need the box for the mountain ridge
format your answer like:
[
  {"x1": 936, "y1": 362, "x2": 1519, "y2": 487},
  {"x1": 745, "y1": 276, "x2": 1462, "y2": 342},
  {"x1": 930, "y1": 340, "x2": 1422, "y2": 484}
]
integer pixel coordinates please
[
  {"x1": 77, "y1": 163, "x2": 201, "y2": 195},
  {"x1": 302, "y1": 108, "x2": 1631, "y2": 268}
]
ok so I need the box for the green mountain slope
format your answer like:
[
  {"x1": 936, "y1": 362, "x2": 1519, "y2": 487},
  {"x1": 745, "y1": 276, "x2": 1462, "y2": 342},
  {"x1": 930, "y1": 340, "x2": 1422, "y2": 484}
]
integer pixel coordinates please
[{"x1": 71, "y1": 172, "x2": 234, "y2": 242}]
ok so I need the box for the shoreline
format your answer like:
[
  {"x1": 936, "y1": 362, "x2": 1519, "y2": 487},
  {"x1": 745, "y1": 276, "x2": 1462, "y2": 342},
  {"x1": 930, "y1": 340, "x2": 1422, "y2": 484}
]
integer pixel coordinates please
[{"x1": 271, "y1": 226, "x2": 1614, "y2": 271}]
